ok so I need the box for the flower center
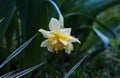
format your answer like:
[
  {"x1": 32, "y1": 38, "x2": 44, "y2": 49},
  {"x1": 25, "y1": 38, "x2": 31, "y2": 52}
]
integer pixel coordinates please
[
  {"x1": 50, "y1": 32, "x2": 70, "y2": 41},
  {"x1": 47, "y1": 32, "x2": 70, "y2": 51}
]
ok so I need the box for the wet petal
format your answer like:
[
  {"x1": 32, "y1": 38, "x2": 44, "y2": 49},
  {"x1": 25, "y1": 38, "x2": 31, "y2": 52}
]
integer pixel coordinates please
[
  {"x1": 49, "y1": 18, "x2": 61, "y2": 31},
  {"x1": 70, "y1": 36, "x2": 81, "y2": 43},
  {"x1": 65, "y1": 43, "x2": 73, "y2": 54},
  {"x1": 40, "y1": 40, "x2": 48, "y2": 47},
  {"x1": 51, "y1": 40, "x2": 57, "y2": 45},
  {"x1": 60, "y1": 28, "x2": 71, "y2": 36},
  {"x1": 39, "y1": 29, "x2": 50, "y2": 38},
  {"x1": 47, "y1": 46, "x2": 53, "y2": 52},
  {"x1": 59, "y1": 39, "x2": 68, "y2": 45}
]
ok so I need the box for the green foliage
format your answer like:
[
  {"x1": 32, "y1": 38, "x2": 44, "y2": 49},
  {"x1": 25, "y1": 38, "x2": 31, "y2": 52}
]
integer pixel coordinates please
[{"x1": 0, "y1": 0, "x2": 120, "y2": 78}]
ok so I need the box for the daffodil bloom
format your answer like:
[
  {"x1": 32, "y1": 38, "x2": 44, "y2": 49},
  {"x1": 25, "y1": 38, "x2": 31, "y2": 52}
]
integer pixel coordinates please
[{"x1": 39, "y1": 16, "x2": 80, "y2": 54}]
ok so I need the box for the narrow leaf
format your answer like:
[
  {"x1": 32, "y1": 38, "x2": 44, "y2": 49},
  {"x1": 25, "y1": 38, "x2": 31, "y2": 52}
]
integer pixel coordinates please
[
  {"x1": 0, "y1": 69, "x2": 18, "y2": 78},
  {"x1": 83, "y1": 0, "x2": 120, "y2": 16},
  {"x1": 63, "y1": 55, "x2": 88, "y2": 78},
  {"x1": 47, "y1": 0, "x2": 62, "y2": 16},
  {"x1": 93, "y1": 28, "x2": 109, "y2": 46},
  {"x1": 9, "y1": 62, "x2": 46, "y2": 78},
  {"x1": 0, "y1": 18, "x2": 4, "y2": 23},
  {"x1": 47, "y1": 0, "x2": 64, "y2": 26},
  {"x1": 64, "y1": 12, "x2": 118, "y2": 37},
  {"x1": 0, "y1": 34, "x2": 38, "y2": 68},
  {"x1": 0, "y1": 0, "x2": 16, "y2": 41}
]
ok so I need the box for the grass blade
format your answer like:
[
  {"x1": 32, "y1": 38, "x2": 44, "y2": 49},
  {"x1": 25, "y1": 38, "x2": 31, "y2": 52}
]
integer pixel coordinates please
[
  {"x1": 0, "y1": 34, "x2": 38, "y2": 68},
  {"x1": 47, "y1": 0, "x2": 62, "y2": 16},
  {"x1": 0, "y1": 0, "x2": 16, "y2": 41},
  {"x1": 93, "y1": 28, "x2": 109, "y2": 47},
  {"x1": 9, "y1": 62, "x2": 46, "y2": 78},
  {"x1": 47, "y1": 0, "x2": 64, "y2": 26},
  {"x1": 0, "y1": 18, "x2": 4, "y2": 23},
  {"x1": 0, "y1": 69, "x2": 18, "y2": 78},
  {"x1": 63, "y1": 55, "x2": 88, "y2": 78},
  {"x1": 64, "y1": 12, "x2": 118, "y2": 37}
]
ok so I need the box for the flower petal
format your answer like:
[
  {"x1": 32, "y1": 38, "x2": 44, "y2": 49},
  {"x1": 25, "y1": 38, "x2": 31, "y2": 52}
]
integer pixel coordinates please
[
  {"x1": 59, "y1": 14, "x2": 64, "y2": 27},
  {"x1": 47, "y1": 46, "x2": 53, "y2": 52},
  {"x1": 65, "y1": 43, "x2": 73, "y2": 54},
  {"x1": 49, "y1": 18, "x2": 61, "y2": 31},
  {"x1": 39, "y1": 29, "x2": 50, "y2": 38},
  {"x1": 59, "y1": 39, "x2": 68, "y2": 45},
  {"x1": 70, "y1": 36, "x2": 81, "y2": 43},
  {"x1": 51, "y1": 40, "x2": 57, "y2": 45},
  {"x1": 40, "y1": 40, "x2": 48, "y2": 47},
  {"x1": 60, "y1": 28, "x2": 71, "y2": 36}
]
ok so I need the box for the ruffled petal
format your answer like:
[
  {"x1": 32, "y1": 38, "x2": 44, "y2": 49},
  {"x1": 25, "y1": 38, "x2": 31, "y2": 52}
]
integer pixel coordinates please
[
  {"x1": 49, "y1": 18, "x2": 61, "y2": 31},
  {"x1": 60, "y1": 28, "x2": 71, "y2": 36},
  {"x1": 40, "y1": 40, "x2": 48, "y2": 47},
  {"x1": 39, "y1": 29, "x2": 50, "y2": 38},
  {"x1": 51, "y1": 40, "x2": 57, "y2": 45},
  {"x1": 47, "y1": 46, "x2": 53, "y2": 52},
  {"x1": 70, "y1": 36, "x2": 81, "y2": 43},
  {"x1": 41, "y1": 40, "x2": 53, "y2": 52},
  {"x1": 59, "y1": 39, "x2": 68, "y2": 45},
  {"x1": 65, "y1": 43, "x2": 73, "y2": 54}
]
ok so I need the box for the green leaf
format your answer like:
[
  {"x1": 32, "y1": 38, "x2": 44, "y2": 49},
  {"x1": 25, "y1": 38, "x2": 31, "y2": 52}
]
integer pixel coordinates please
[
  {"x1": 0, "y1": 0, "x2": 16, "y2": 42},
  {"x1": 0, "y1": 18, "x2": 4, "y2": 23},
  {"x1": 63, "y1": 55, "x2": 88, "y2": 78},
  {"x1": 5, "y1": 11, "x2": 19, "y2": 50},
  {"x1": 47, "y1": 0, "x2": 62, "y2": 16},
  {"x1": 0, "y1": 69, "x2": 17, "y2": 78},
  {"x1": 92, "y1": 28, "x2": 109, "y2": 47},
  {"x1": 9, "y1": 62, "x2": 45, "y2": 78},
  {"x1": 64, "y1": 12, "x2": 118, "y2": 37},
  {"x1": 16, "y1": 0, "x2": 48, "y2": 77},
  {"x1": 82, "y1": 0, "x2": 120, "y2": 14},
  {"x1": 0, "y1": 34, "x2": 38, "y2": 68}
]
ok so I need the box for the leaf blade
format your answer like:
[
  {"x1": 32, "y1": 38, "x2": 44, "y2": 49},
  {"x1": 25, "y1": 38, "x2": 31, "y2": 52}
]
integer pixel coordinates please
[
  {"x1": 0, "y1": 34, "x2": 38, "y2": 68},
  {"x1": 93, "y1": 28, "x2": 109, "y2": 47},
  {"x1": 9, "y1": 62, "x2": 45, "y2": 78},
  {"x1": 0, "y1": 69, "x2": 18, "y2": 78},
  {"x1": 63, "y1": 55, "x2": 88, "y2": 78}
]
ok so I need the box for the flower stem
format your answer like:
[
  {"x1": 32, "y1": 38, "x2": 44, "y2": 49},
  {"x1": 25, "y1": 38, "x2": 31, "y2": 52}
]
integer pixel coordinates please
[{"x1": 47, "y1": 0, "x2": 64, "y2": 27}]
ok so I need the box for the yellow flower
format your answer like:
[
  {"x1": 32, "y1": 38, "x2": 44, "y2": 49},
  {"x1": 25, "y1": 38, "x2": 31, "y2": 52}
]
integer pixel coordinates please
[{"x1": 39, "y1": 16, "x2": 80, "y2": 54}]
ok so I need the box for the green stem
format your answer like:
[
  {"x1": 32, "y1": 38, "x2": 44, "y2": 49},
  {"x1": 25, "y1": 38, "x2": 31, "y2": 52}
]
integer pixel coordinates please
[{"x1": 47, "y1": 0, "x2": 64, "y2": 27}]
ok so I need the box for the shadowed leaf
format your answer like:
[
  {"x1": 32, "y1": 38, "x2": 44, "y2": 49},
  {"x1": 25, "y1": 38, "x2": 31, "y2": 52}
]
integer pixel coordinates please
[
  {"x1": 64, "y1": 12, "x2": 118, "y2": 37},
  {"x1": 93, "y1": 28, "x2": 109, "y2": 47},
  {"x1": 0, "y1": 34, "x2": 38, "y2": 68},
  {"x1": 63, "y1": 55, "x2": 88, "y2": 78},
  {"x1": 0, "y1": 0, "x2": 16, "y2": 41},
  {"x1": 9, "y1": 62, "x2": 45, "y2": 78},
  {"x1": 0, "y1": 69, "x2": 18, "y2": 78},
  {"x1": 0, "y1": 18, "x2": 4, "y2": 23}
]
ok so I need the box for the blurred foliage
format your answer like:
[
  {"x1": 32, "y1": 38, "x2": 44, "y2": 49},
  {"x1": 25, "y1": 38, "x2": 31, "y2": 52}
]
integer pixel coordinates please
[{"x1": 0, "y1": 0, "x2": 120, "y2": 78}]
